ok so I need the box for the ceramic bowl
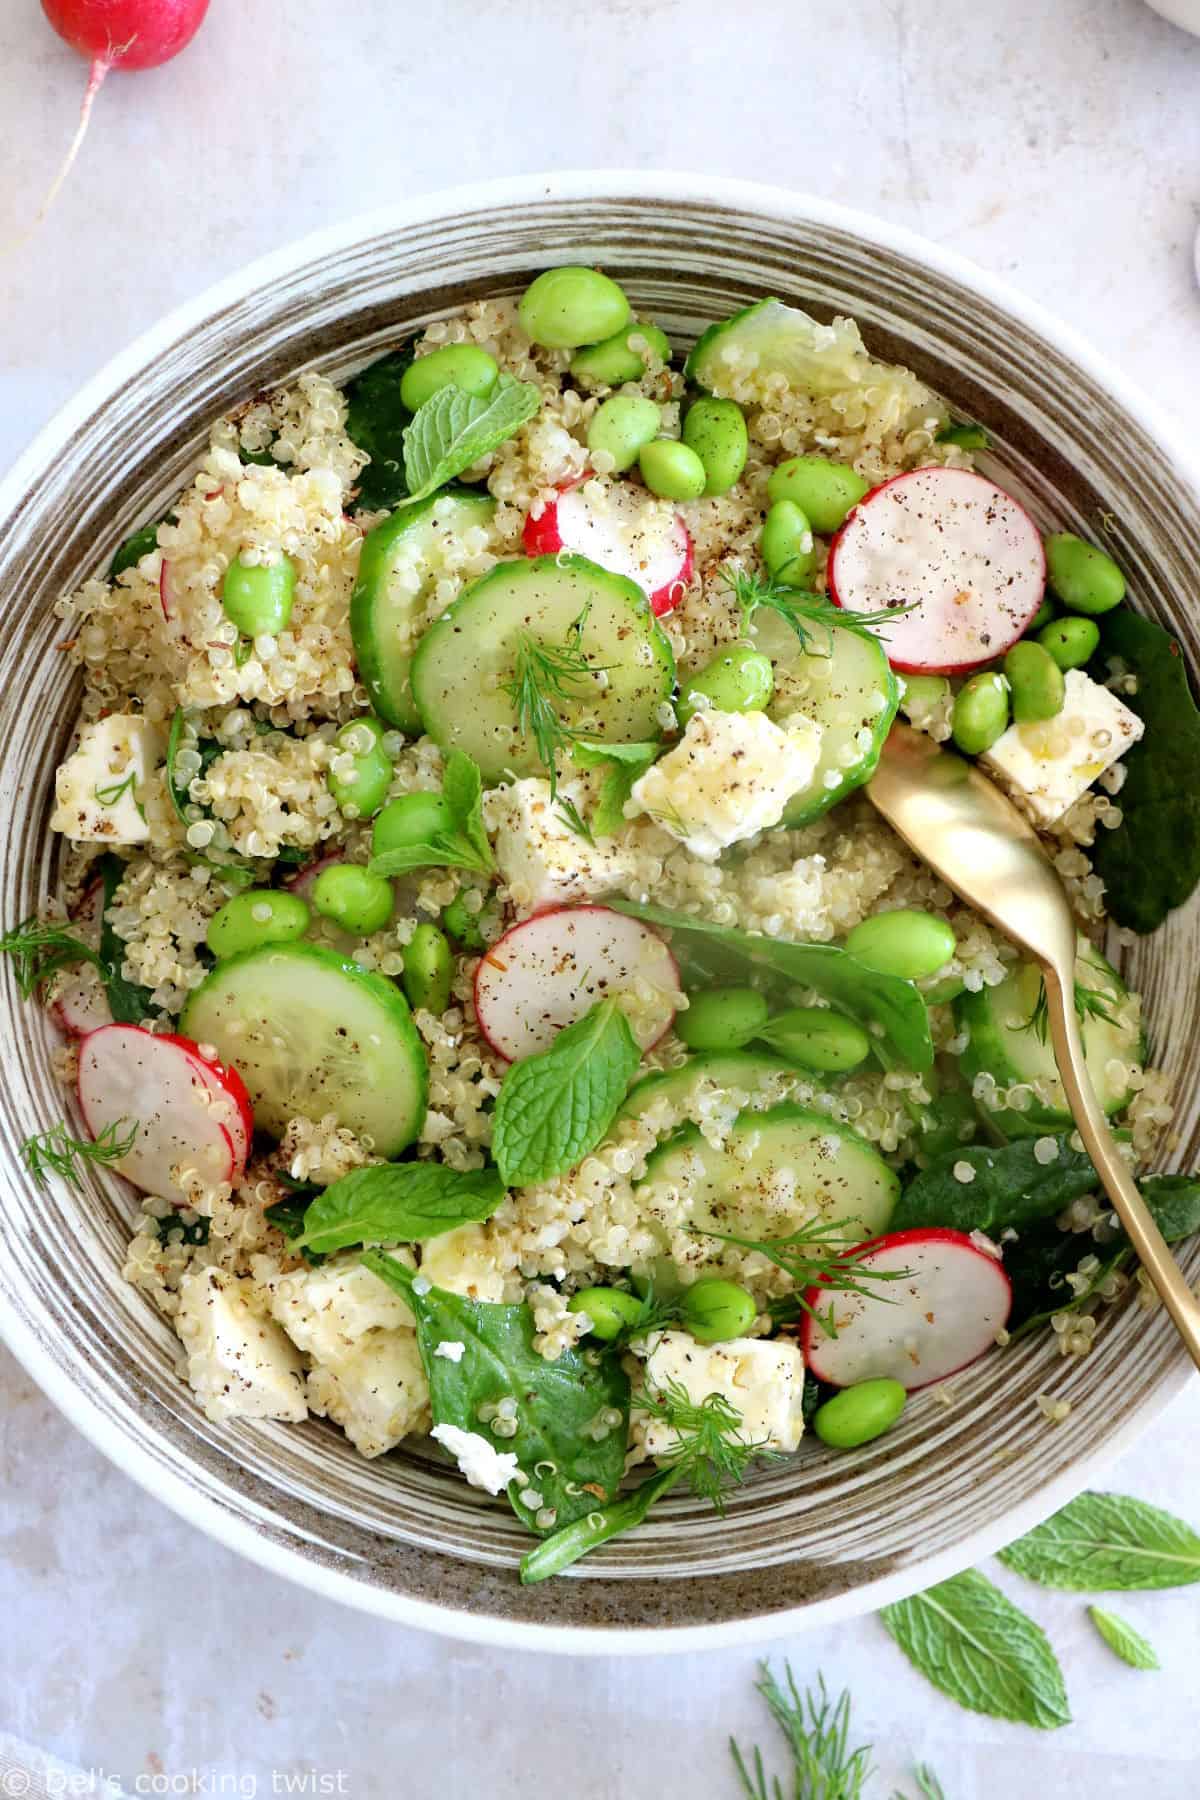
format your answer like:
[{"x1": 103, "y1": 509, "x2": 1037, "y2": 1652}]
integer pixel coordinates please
[{"x1": 2, "y1": 174, "x2": 1198, "y2": 1654}]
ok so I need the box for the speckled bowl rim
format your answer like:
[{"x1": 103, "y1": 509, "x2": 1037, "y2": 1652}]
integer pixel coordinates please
[{"x1": 1, "y1": 171, "x2": 1197, "y2": 1655}]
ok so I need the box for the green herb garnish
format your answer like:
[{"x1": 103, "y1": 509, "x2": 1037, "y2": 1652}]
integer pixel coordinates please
[
  {"x1": 694, "y1": 1215, "x2": 911, "y2": 1334},
  {"x1": 723, "y1": 566, "x2": 914, "y2": 657},
  {"x1": 731, "y1": 1664, "x2": 875, "y2": 1800},
  {"x1": 294, "y1": 1162, "x2": 505, "y2": 1256},
  {"x1": 368, "y1": 748, "x2": 495, "y2": 878},
  {"x1": 491, "y1": 998, "x2": 641, "y2": 1187},
  {"x1": 93, "y1": 770, "x2": 138, "y2": 808},
  {"x1": 402, "y1": 378, "x2": 540, "y2": 507},
  {"x1": 999, "y1": 1491, "x2": 1200, "y2": 1591},
  {"x1": 22, "y1": 1117, "x2": 138, "y2": 1188},
  {"x1": 1018, "y1": 977, "x2": 1119, "y2": 1045},
  {"x1": 1087, "y1": 1605, "x2": 1159, "y2": 1670}
]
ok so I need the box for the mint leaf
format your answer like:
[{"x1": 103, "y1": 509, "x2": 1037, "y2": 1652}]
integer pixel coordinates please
[
  {"x1": 402, "y1": 380, "x2": 540, "y2": 505},
  {"x1": 370, "y1": 748, "x2": 495, "y2": 878},
  {"x1": 294, "y1": 1162, "x2": 505, "y2": 1254},
  {"x1": 880, "y1": 1569, "x2": 1071, "y2": 1729},
  {"x1": 572, "y1": 739, "x2": 657, "y2": 838},
  {"x1": 492, "y1": 999, "x2": 641, "y2": 1185},
  {"x1": 362, "y1": 1251, "x2": 629, "y2": 1533},
  {"x1": 1088, "y1": 1605, "x2": 1160, "y2": 1670},
  {"x1": 999, "y1": 1491, "x2": 1200, "y2": 1590}
]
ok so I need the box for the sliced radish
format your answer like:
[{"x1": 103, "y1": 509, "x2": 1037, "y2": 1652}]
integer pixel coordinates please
[
  {"x1": 474, "y1": 903, "x2": 679, "y2": 1060},
  {"x1": 285, "y1": 849, "x2": 345, "y2": 902},
  {"x1": 523, "y1": 475, "x2": 694, "y2": 616},
  {"x1": 800, "y1": 1226, "x2": 1012, "y2": 1391},
  {"x1": 48, "y1": 879, "x2": 113, "y2": 1037},
  {"x1": 77, "y1": 1024, "x2": 253, "y2": 1195},
  {"x1": 159, "y1": 559, "x2": 175, "y2": 622},
  {"x1": 828, "y1": 467, "x2": 1046, "y2": 675}
]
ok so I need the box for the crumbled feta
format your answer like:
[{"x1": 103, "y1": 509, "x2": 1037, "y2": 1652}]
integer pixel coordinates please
[
  {"x1": 434, "y1": 1340, "x2": 467, "y2": 1362},
  {"x1": 419, "y1": 1224, "x2": 507, "y2": 1302},
  {"x1": 629, "y1": 709, "x2": 822, "y2": 861},
  {"x1": 636, "y1": 1330, "x2": 807, "y2": 1457},
  {"x1": 50, "y1": 712, "x2": 164, "y2": 844},
  {"x1": 430, "y1": 1423, "x2": 521, "y2": 1494},
  {"x1": 981, "y1": 670, "x2": 1143, "y2": 826},
  {"x1": 262, "y1": 1250, "x2": 416, "y2": 1366},
  {"x1": 485, "y1": 776, "x2": 634, "y2": 912},
  {"x1": 307, "y1": 1330, "x2": 430, "y2": 1458},
  {"x1": 175, "y1": 1266, "x2": 307, "y2": 1424}
]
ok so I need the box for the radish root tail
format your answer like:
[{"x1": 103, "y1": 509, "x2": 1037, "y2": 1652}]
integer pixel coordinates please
[{"x1": 38, "y1": 57, "x2": 111, "y2": 223}]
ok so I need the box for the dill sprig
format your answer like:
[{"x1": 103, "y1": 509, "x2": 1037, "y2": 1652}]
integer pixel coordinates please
[
  {"x1": 901, "y1": 1768, "x2": 947, "y2": 1800},
  {"x1": 0, "y1": 917, "x2": 105, "y2": 999},
  {"x1": 731, "y1": 1664, "x2": 875, "y2": 1800},
  {"x1": 721, "y1": 566, "x2": 914, "y2": 658},
  {"x1": 694, "y1": 1215, "x2": 911, "y2": 1336},
  {"x1": 1019, "y1": 977, "x2": 1120, "y2": 1046},
  {"x1": 22, "y1": 1117, "x2": 138, "y2": 1189},
  {"x1": 638, "y1": 1376, "x2": 777, "y2": 1510},
  {"x1": 502, "y1": 605, "x2": 604, "y2": 800}
]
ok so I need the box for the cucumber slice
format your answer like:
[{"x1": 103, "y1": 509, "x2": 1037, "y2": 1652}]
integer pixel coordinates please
[
  {"x1": 411, "y1": 554, "x2": 675, "y2": 781},
  {"x1": 957, "y1": 940, "x2": 1142, "y2": 1137},
  {"x1": 618, "y1": 1051, "x2": 800, "y2": 1125},
  {"x1": 684, "y1": 299, "x2": 870, "y2": 399},
  {"x1": 351, "y1": 489, "x2": 496, "y2": 732},
  {"x1": 181, "y1": 943, "x2": 427, "y2": 1157},
  {"x1": 638, "y1": 1103, "x2": 898, "y2": 1242},
  {"x1": 749, "y1": 611, "x2": 900, "y2": 825}
]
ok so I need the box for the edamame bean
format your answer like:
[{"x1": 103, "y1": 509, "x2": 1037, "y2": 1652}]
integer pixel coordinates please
[
  {"x1": 846, "y1": 908, "x2": 957, "y2": 981},
  {"x1": 206, "y1": 888, "x2": 309, "y2": 960},
  {"x1": 1044, "y1": 532, "x2": 1126, "y2": 615},
  {"x1": 402, "y1": 922, "x2": 453, "y2": 1015},
  {"x1": 311, "y1": 864, "x2": 394, "y2": 935},
  {"x1": 898, "y1": 672, "x2": 951, "y2": 722},
  {"x1": 639, "y1": 438, "x2": 707, "y2": 501},
  {"x1": 442, "y1": 893, "x2": 486, "y2": 950},
  {"x1": 951, "y1": 670, "x2": 1009, "y2": 756},
  {"x1": 765, "y1": 456, "x2": 869, "y2": 534},
  {"x1": 327, "y1": 716, "x2": 392, "y2": 820},
  {"x1": 570, "y1": 321, "x2": 671, "y2": 386},
  {"x1": 761, "y1": 499, "x2": 817, "y2": 585},
  {"x1": 680, "y1": 1278, "x2": 757, "y2": 1345},
  {"x1": 222, "y1": 554, "x2": 296, "y2": 637},
  {"x1": 399, "y1": 344, "x2": 499, "y2": 412},
  {"x1": 1028, "y1": 597, "x2": 1057, "y2": 633},
  {"x1": 518, "y1": 266, "x2": 631, "y2": 349},
  {"x1": 813, "y1": 1378, "x2": 906, "y2": 1449},
  {"x1": 676, "y1": 645, "x2": 774, "y2": 727},
  {"x1": 759, "y1": 1006, "x2": 871, "y2": 1072},
  {"x1": 587, "y1": 395, "x2": 661, "y2": 473},
  {"x1": 567, "y1": 1286, "x2": 644, "y2": 1341},
  {"x1": 1036, "y1": 614, "x2": 1100, "y2": 672},
  {"x1": 676, "y1": 985, "x2": 769, "y2": 1052},
  {"x1": 1004, "y1": 639, "x2": 1066, "y2": 723},
  {"x1": 372, "y1": 791, "x2": 454, "y2": 859},
  {"x1": 682, "y1": 397, "x2": 749, "y2": 497}
]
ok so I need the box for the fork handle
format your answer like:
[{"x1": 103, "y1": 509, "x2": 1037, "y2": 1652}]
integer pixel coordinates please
[{"x1": 1043, "y1": 961, "x2": 1200, "y2": 1370}]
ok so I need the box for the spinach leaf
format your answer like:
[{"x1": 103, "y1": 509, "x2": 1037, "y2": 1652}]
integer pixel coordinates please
[
  {"x1": 611, "y1": 900, "x2": 934, "y2": 1072},
  {"x1": 1003, "y1": 1229, "x2": 1128, "y2": 1338},
  {"x1": 892, "y1": 1137, "x2": 1101, "y2": 1235},
  {"x1": 1134, "y1": 1172, "x2": 1200, "y2": 1242},
  {"x1": 492, "y1": 999, "x2": 641, "y2": 1186},
  {"x1": 880, "y1": 1569, "x2": 1071, "y2": 1729},
  {"x1": 1087, "y1": 1606, "x2": 1159, "y2": 1669},
  {"x1": 1091, "y1": 609, "x2": 1200, "y2": 931},
  {"x1": 344, "y1": 351, "x2": 414, "y2": 512},
  {"x1": 109, "y1": 520, "x2": 162, "y2": 580},
  {"x1": 1000, "y1": 1491, "x2": 1200, "y2": 1591},
  {"x1": 361, "y1": 1251, "x2": 629, "y2": 1533},
  {"x1": 368, "y1": 750, "x2": 495, "y2": 877},
  {"x1": 402, "y1": 379, "x2": 540, "y2": 506},
  {"x1": 95, "y1": 855, "x2": 155, "y2": 1024},
  {"x1": 295, "y1": 1162, "x2": 504, "y2": 1254},
  {"x1": 156, "y1": 1210, "x2": 210, "y2": 1248}
]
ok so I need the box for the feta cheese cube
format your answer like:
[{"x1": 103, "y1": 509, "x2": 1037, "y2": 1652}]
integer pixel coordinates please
[
  {"x1": 982, "y1": 670, "x2": 1144, "y2": 826},
  {"x1": 636, "y1": 1329, "x2": 806, "y2": 1457},
  {"x1": 262, "y1": 1250, "x2": 416, "y2": 1366},
  {"x1": 485, "y1": 776, "x2": 634, "y2": 912},
  {"x1": 175, "y1": 1266, "x2": 308, "y2": 1424},
  {"x1": 418, "y1": 1224, "x2": 507, "y2": 1303},
  {"x1": 429, "y1": 1423, "x2": 521, "y2": 1494},
  {"x1": 629, "y1": 709, "x2": 822, "y2": 861},
  {"x1": 307, "y1": 1330, "x2": 430, "y2": 1458},
  {"x1": 50, "y1": 713, "x2": 164, "y2": 844}
]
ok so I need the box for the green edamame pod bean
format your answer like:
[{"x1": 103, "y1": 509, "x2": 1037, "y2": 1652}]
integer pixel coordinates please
[
  {"x1": 1044, "y1": 532, "x2": 1126, "y2": 615},
  {"x1": 761, "y1": 499, "x2": 817, "y2": 585},
  {"x1": 402, "y1": 922, "x2": 453, "y2": 1015},
  {"x1": 846, "y1": 908, "x2": 957, "y2": 981},
  {"x1": 765, "y1": 456, "x2": 870, "y2": 534},
  {"x1": 587, "y1": 395, "x2": 661, "y2": 473},
  {"x1": 441, "y1": 893, "x2": 486, "y2": 951},
  {"x1": 327, "y1": 715, "x2": 393, "y2": 820},
  {"x1": 1028, "y1": 597, "x2": 1057, "y2": 633},
  {"x1": 399, "y1": 344, "x2": 499, "y2": 412},
  {"x1": 567, "y1": 1286, "x2": 644, "y2": 1341},
  {"x1": 813, "y1": 1378, "x2": 906, "y2": 1449},
  {"x1": 898, "y1": 672, "x2": 950, "y2": 723},
  {"x1": 222, "y1": 554, "x2": 296, "y2": 637},
  {"x1": 518, "y1": 266, "x2": 631, "y2": 349},
  {"x1": 372, "y1": 791, "x2": 454, "y2": 859},
  {"x1": 680, "y1": 1278, "x2": 757, "y2": 1345},
  {"x1": 682, "y1": 398, "x2": 748, "y2": 497},
  {"x1": 206, "y1": 888, "x2": 309, "y2": 959},
  {"x1": 1036, "y1": 614, "x2": 1100, "y2": 672},
  {"x1": 570, "y1": 322, "x2": 671, "y2": 386},
  {"x1": 676, "y1": 645, "x2": 774, "y2": 727},
  {"x1": 311, "y1": 864, "x2": 394, "y2": 936},
  {"x1": 1004, "y1": 640, "x2": 1066, "y2": 724},
  {"x1": 759, "y1": 1006, "x2": 871, "y2": 1073},
  {"x1": 951, "y1": 670, "x2": 1009, "y2": 756},
  {"x1": 676, "y1": 985, "x2": 769, "y2": 1052},
  {"x1": 639, "y1": 439, "x2": 707, "y2": 501}
]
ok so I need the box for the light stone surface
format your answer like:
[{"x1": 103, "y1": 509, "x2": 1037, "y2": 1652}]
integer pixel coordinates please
[{"x1": 2, "y1": 0, "x2": 1199, "y2": 1793}]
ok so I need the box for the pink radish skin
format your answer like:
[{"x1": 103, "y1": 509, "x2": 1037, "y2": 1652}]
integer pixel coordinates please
[
  {"x1": 474, "y1": 904, "x2": 679, "y2": 1061},
  {"x1": 158, "y1": 559, "x2": 174, "y2": 622},
  {"x1": 828, "y1": 467, "x2": 1046, "y2": 676},
  {"x1": 48, "y1": 879, "x2": 114, "y2": 1036},
  {"x1": 800, "y1": 1226, "x2": 1012, "y2": 1391},
  {"x1": 77, "y1": 1024, "x2": 252, "y2": 1195},
  {"x1": 285, "y1": 850, "x2": 346, "y2": 903},
  {"x1": 523, "y1": 476, "x2": 694, "y2": 617}
]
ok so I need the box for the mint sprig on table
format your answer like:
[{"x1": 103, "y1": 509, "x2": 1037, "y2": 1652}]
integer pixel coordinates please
[
  {"x1": 401, "y1": 378, "x2": 540, "y2": 505},
  {"x1": 492, "y1": 998, "x2": 641, "y2": 1186},
  {"x1": 293, "y1": 1161, "x2": 505, "y2": 1255},
  {"x1": 999, "y1": 1491, "x2": 1200, "y2": 1590},
  {"x1": 1087, "y1": 1606, "x2": 1160, "y2": 1670},
  {"x1": 369, "y1": 749, "x2": 495, "y2": 877}
]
